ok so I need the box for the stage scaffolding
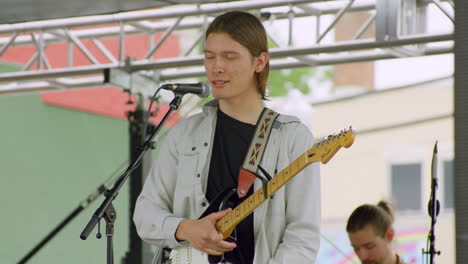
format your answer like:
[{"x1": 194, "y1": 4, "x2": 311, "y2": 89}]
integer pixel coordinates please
[
  {"x1": 0, "y1": 0, "x2": 454, "y2": 94},
  {"x1": 2, "y1": 0, "x2": 462, "y2": 263}
]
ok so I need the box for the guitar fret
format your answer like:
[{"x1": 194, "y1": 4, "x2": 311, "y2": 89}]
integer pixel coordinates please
[
  {"x1": 230, "y1": 213, "x2": 234, "y2": 226},
  {"x1": 240, "y1": 202, "x2": 245, "y2": 219},
  {"x1": 243, "y1": 201, "x2": 250, "y2": 217},
  {"x1": 293, "y1": 158, "x2": 299, "y2": 174},
  {"x1": 257, "y1": 190, "x2": 262, "y2": 204},
  {"x1": 267, "y1": 181, "x2": 271, "y2": 197},
  {"x1": 283, "y1": 165, "x2": 291, "y2": 181},
  {"x1": 301, "y1": 153, "x2": 307, "y2": 168},
  {"x1": 230, "y1": 210, "x2": 235, "y2": 225},
  {"x1": 231, "y1": 209, "x2": 236, "y2": 224},
  {"x1": 275, "y1": 171, "x2": 281, "y2": 186},
  {"x1": 301, "y1": 153, "x2": 308, "y2": 168}
]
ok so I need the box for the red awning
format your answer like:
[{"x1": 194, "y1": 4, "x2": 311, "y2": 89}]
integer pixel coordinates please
[{"x1": 40, "y1": 86, "x2": 180, "y2": 127}]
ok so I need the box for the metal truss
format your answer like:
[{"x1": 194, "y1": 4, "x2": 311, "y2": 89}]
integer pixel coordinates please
[{"x1": 0, "y1": 0, "x2": 454, "y2": 94}]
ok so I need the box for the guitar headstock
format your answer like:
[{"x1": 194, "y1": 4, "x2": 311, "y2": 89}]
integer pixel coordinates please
[{"x1": 306, "y1": 127, "x2": 356, "y2": 164}]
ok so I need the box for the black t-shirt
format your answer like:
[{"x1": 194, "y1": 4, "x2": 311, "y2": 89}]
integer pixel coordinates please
[{"x1": 206, "y1": 108, "x2": 256, "y2": 264}]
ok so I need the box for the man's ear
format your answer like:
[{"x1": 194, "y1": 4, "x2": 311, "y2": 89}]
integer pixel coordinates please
[
  {"x1": 254, "y1": 52, "x2": 269, "y2": 73},
  {"x1": 385, "y1": 228, "x2": 395, "y2": 243}
]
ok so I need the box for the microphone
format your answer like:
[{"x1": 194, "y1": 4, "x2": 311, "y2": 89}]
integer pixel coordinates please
[
  {"x1": 161, "y1": 82, "x2": 211, "y2": 98},
  {"x1": 425, "y1": 141, "x2": 441, "y2": 264},
  {"x1": 431, "y1": 141, "x2": 438, "y2": 181},
  {"x1": 428, "y1": 141, "x2": 440, "y2": 218}
]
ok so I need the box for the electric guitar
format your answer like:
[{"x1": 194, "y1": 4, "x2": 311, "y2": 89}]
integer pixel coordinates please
[{"x1": 167, "y1": 127, "x2": 356, "y2": 264}]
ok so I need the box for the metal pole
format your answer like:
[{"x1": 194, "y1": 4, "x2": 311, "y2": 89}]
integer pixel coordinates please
[
  {"x1": 0, "y1": 1, "x2": 375, "y2": 47},
  {"x1": 0, "y1": 0, "x2": 322, "y2": 34},
  {"x1": 0, "y1": 32, "x2": 453, "y2": 83},
  {"x1": 121, "y1": 95, "x2": 153, "y2": 264},
  {"x1": 454, "y1": 0, "x2": 468, "y2": 263}
]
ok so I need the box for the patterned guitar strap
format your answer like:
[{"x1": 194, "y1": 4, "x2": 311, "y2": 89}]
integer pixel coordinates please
[{"x1": 237, "y1": 107, "x2": 280, "y2": 198}]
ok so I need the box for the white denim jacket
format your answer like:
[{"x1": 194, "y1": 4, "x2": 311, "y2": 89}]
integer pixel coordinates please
[{"x1": 133, "y1": 100, "x2": 321, "y2": 263}]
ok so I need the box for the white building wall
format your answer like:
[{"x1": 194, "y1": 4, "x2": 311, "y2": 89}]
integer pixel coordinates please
[{"x1": 311, "y1": 78, "x2": 454, "y2": 263}]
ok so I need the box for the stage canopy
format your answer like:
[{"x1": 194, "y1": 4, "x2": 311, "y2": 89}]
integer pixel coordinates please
[{"x1": 0, "y1": 0, "x2": 236, "y2": 24}]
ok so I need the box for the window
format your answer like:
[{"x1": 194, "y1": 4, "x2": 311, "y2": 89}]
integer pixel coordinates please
[
  {"x1": 391, "y1": 163, "x2": 422, "y2": 211},
  {"x1": 443, "y1": 160, "x2": 454, "y2": 209}
]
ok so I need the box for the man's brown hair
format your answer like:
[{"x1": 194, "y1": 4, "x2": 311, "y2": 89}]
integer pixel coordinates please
[{"x1": 346, "y1": 200, "x2": 395, "y2": 237}]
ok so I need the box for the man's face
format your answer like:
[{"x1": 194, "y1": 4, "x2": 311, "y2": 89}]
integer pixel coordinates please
[
  {"x1": 348, "y1": 224, "x2": 394, "y2": 264},
  {"x1": 203, "y1": 32, "x2": 267, "y2": 102}
]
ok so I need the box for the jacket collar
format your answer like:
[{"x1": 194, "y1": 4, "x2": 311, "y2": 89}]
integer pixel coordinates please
[
  {"x1": 202, "y1": 99, "x2": 219, "y2": 116},
  {"x1": 201, "y1": 99, "x2": 268, "y2": 116}
]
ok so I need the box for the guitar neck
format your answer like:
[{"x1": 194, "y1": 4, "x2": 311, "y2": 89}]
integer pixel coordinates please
[
  {"x1": 216, "y1": 152, "x2": 312, "y2": 236},
  {"x1": 215, "y1": 128, "x2": 356, "y2": 238}
]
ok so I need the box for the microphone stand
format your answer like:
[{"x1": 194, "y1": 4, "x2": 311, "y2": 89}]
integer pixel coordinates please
[
  {"x1": 423, "y1": 142, "x2": 441, "y2": 264},
  {"x1": 80, "y1": 94, "x2": 183, "y2": 264},
  {"x1": 104, "y1": 204, "x2": 116, "y2": 264}
]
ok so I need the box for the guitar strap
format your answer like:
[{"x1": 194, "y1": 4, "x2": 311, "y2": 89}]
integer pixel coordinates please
[{"x1": 237, "y1": 107, "x2": 279, "y2": 198}]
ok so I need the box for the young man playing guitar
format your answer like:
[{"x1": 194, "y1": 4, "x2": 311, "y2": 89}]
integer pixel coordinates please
[{"x1": 133, "y1": 11, "x2": 321, "y2": 264}]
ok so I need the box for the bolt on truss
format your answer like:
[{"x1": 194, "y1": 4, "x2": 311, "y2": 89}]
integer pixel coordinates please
[{"x1": 0, "y1": 0, "x2": 454, "y2": 94}]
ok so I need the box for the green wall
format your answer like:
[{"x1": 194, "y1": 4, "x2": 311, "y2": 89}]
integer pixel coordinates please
[{"x1": 0, "y1": 92, "x2": 134, "y2": 263}]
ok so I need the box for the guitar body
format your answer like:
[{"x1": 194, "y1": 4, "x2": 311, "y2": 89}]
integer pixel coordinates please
[
  {"x1": 169, "y1": 246, "x2": 232, "y2": 264},
  {"x1": 168, "y1": 246, "x2": 208, "y2": 264},
  {"x1": 169, "y1": 188, "x2": 237, "y2": 264}
]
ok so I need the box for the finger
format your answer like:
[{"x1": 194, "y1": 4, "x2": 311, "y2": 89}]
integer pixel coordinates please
[
  {"x1": 203, "y1": 248, "x2": 224, "y2": 256},
  {"x1": 209, "y1": 208, "x2": 232, "y2": 220},
  {"x1": 206, "y1": 241, "x2": 236, "y2": 253},
  {"x1": 209, "y1": 231, "x2": 224, "y2": 242},
  {"x1": 216, "y1": 240, "x2": 237, "y2": 250}
]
